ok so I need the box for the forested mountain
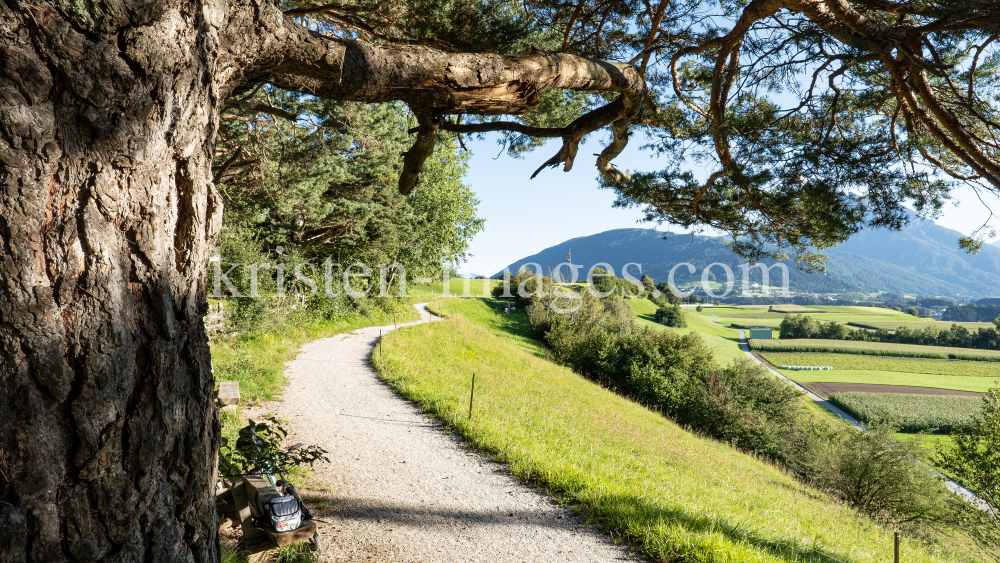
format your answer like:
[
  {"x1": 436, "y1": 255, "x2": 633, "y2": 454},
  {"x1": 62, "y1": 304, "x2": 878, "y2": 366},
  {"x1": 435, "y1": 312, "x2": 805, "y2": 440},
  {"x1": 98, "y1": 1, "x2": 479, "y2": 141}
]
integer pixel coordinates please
[{"x1": 498, "y1": 216, "x2": 1000, "y2": 299}]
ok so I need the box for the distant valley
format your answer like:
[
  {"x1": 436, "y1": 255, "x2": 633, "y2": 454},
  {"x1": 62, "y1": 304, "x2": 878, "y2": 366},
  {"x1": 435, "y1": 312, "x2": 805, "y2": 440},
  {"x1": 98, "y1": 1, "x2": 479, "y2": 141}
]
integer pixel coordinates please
[{"x1": 496, "y1": 214, "x2": 1000, "y2": 299}]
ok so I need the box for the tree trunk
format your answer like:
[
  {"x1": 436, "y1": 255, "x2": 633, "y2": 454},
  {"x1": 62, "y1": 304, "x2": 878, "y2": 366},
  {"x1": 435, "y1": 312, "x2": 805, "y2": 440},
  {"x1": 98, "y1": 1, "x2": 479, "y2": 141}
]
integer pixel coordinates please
[
  {"x1": 0, "y1": 3, "x2": 224, "y2": 561},
  {"x1": 0, "y1": 1, "x2": 643, "y2": 560}
]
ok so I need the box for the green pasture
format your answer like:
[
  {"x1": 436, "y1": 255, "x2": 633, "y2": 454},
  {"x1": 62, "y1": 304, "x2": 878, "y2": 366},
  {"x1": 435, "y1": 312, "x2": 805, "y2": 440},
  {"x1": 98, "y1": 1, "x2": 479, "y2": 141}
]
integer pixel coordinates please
[
  {"x1": 750, "y1": 338, "x2": 1000, "y2": 361},
  {"x1": 407, "y1": 277, "x2": 500, "y2": 302},
  {"x1": 758, "y1": 352, "x2": 1000, "y2": 378},
  {"x1": 778, "y1": 369, "x2": 997, "y2": 393},
  {"x1": 848, "y1": 321, "x2": 996, "y2": 332},
  {"x1": 800, "y1": 306, "x2": 935, "y2": 325},
  {"x1": 770, "y1": 305, "x2": 827, "y2": 313},
  {"x1": 631, "y1": 301, "x2": 746, "y2": 365},
  {"x1": 722, "y1": 318, "x2": 787, "y2": 329}
]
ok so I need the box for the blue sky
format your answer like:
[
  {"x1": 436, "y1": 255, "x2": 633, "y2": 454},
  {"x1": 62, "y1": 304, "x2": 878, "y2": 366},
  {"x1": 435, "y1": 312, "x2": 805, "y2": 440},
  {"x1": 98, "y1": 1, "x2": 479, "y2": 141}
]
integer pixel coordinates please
[{"x1": 458, "y1": 135, "x2": 1000, "y2": 275}]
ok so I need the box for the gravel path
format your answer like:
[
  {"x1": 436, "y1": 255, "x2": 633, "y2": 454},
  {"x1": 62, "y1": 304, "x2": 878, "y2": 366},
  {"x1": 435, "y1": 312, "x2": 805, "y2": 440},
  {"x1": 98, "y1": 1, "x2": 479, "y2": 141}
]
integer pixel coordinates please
[{"x1": 246, "y1": 304, "x2": 640, "y2": 562}]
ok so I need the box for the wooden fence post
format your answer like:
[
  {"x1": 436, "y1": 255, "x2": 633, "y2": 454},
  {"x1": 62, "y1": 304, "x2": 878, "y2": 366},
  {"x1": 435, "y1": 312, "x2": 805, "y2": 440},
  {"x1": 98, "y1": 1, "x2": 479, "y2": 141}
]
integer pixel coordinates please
[{"x1": 468, "y1": 373, "x2": 476, "y2": 419}]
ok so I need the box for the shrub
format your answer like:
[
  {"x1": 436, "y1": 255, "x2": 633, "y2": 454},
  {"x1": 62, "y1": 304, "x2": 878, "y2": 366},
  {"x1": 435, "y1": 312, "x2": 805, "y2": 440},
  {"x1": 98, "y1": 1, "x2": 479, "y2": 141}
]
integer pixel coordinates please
[
  {"x1": 492, "y1": 266, "x2": 551, "y2": 308},
  {"x1": 654, "y1": 303, "x2": 686, "y2": 327},
  {"x1": 814, "y1": 424, "x2": 957, "y2": 526}
]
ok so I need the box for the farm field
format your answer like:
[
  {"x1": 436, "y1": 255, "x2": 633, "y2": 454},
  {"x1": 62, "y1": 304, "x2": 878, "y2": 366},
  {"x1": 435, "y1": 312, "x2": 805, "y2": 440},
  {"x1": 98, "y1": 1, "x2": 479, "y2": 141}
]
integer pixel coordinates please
[
  {"x1": 770, "y1": 304, "x2": 827, "y2": 313},
  {"x1": 829, "y1": 392, "x2": 981, "y2": 434},
  {"x1": 702, "y1": 306, "x2": 782, "y2": 318},
  {"x1": 848, "y1": 320, "x2": 996, "y2": 331},
  {"x1": 757, "y1": 352, "x2": 1000, "y2": 378},
  {"x1": 710, "y1": 304, "x2": 947, "y2": 332},
  {"x1": 749, "y1": 338, "x2": 1000, "y2": 361},
  {"x1": 724, "y1": 319, "x2": 786, "y2": 329},
  {"x1": 379, "y1": 298, "x2": 972, "y2": 563},
  {"x1": 790, "y1": 306, "x2": 936, "y2": 325},
  {"x1": 776, "y1": 369, "x2": 997, "y2": 393}
]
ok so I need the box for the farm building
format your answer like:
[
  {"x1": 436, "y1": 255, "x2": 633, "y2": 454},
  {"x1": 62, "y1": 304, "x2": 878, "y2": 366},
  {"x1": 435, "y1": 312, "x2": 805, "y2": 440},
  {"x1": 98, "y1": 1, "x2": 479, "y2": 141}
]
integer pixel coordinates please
[{"x1": 749, "y1": 328, "x2": 773, "y2": 340}]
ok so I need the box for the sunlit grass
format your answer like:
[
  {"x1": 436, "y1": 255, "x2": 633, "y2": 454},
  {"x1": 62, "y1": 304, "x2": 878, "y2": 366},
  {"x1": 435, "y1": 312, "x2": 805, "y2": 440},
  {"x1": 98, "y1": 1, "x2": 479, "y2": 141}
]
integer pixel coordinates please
[
  {"x1": 373, "y1": 300, "x2": 972, "y2": 563},
  {"x1": 407, "y1": 277, "x2": 500, "y2": 302},
  {"x1": 759, "y1": 352, "x2": 1000, "y2": 378},
  {"x1": 779, "y1": 369, "x2": 997, "y2": 393},
  {"x1": 750, "y1": 338, "x2": 1000, "y2": 361}
]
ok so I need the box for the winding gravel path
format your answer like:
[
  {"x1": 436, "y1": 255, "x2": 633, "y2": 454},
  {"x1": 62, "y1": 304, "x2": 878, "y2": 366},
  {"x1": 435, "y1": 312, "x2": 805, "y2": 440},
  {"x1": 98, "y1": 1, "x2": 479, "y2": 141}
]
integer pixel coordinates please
[{"x1": 246, "y1": 304, "x2": 640, "y2": 562}]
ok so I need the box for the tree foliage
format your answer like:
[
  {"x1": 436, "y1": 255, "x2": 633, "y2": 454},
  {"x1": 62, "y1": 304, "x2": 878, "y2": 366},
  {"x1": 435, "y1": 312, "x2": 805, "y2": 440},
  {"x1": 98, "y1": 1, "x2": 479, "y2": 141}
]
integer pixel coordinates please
[
  {"x1": 216, "y1": 92, "x2": 483, "y2": 278},
  {"x1": 936, "y1": 388, "x2": 1000, "y2": 560},
  {"x1": 270, "y1": 0, "x2": 1000, "y2": 268}
]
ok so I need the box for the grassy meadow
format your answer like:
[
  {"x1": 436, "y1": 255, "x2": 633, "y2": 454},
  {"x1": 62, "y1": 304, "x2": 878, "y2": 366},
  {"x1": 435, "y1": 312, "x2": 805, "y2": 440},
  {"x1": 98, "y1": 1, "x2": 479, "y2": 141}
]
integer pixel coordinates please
[
  {"x1": 774, "y1": 369, "x2": 997, "y2": 393},
  {"x1": 848, "y1": 320, "x2": 996, "y2": 331},
  {"x1": 769, "y1": 305, "x2": 827, "y2": 313},
  {"x1": 372, "y1": 298, "x2": 973, "y2": 563},
  {"x1": 749, "y1": 338, "x2": 1000, "y2": 361},
  {"x1": 406, "y1": 276, "x2": 500, "y2": 302},
  {"x1": 758, "y1": 352, "x2": 1000, "y2": 378}
]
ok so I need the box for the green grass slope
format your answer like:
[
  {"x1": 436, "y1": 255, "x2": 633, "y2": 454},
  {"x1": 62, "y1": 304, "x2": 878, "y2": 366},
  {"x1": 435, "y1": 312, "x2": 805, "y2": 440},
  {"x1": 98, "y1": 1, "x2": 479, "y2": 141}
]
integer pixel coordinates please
[{"x1": 373, "y1": 299, "x2": 968, "y2": 563}]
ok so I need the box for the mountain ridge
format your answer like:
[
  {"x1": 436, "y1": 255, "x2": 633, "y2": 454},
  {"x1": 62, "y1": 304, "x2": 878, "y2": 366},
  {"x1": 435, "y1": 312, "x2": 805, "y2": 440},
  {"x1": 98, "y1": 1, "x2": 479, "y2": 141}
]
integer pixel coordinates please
[{"x1": 495, "y1": 217, "x2": 1000, "y2": 299}]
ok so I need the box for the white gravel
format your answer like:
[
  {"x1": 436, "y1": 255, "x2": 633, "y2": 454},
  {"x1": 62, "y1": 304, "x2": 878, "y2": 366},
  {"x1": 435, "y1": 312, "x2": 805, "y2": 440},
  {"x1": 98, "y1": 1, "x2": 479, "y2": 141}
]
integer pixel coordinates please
[{"x1": 246, "y1": 304, "x2": 641, "y2": 562}]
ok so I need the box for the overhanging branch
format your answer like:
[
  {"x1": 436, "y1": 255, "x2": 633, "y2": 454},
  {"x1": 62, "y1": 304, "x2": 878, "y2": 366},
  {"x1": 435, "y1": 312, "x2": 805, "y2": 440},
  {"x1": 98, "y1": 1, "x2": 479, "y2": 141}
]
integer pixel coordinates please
[
  {"x1": 261, "y1": 23, "x2": 647, "y2": 192},
  {"x1": 399, "y1": 113, "x2": 439, "y2": 195}
]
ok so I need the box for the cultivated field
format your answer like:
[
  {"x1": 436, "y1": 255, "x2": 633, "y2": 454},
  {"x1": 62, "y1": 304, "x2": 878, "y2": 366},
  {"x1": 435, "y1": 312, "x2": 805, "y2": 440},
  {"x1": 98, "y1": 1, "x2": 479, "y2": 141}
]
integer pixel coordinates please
[
  {"x1": 829, "y1": 392, "x2": 982, "y2": 434},
  {"x1": 770, "y1": 304, "x2": 827, "y2": 313},
  {"x1": 848, "y1": 320, "x2": 996, "y2": 331},
  {"x1": 726, "y1": 319, "x2": 786, "y2": 329},
  {"x1": 776, "y1": 369, "x2": 997, "y2": 393},
  {"x1": 703, "y1": 306, "x2": 782, "y2": 318},
  {"x1": 758, "y1": 352, "x2": 1000, "y2": 378},
  {"x1": 749, "y1": 338, "x2": 1000, "y2": 361},
  {"x1": 793, "y1": 306, "x2": 936, "y2": 325}
]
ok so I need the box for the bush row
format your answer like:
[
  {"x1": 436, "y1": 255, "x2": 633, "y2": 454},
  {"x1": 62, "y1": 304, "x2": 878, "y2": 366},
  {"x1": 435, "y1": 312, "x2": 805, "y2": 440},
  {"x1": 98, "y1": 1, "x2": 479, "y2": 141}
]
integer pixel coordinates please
[
  {"x1": 522, "y1": 286, "x2": 957, "y2": 526},
  {"x1": 780, "y1": 314, "x2": 1000, "y2": 351}
]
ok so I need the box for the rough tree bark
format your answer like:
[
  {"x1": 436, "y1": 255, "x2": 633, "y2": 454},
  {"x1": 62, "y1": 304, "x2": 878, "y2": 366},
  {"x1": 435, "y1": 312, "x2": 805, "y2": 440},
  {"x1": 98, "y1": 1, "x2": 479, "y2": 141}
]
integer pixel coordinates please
[{"x1": 0, "y1": 2, "x2": 642, "y2": 562}]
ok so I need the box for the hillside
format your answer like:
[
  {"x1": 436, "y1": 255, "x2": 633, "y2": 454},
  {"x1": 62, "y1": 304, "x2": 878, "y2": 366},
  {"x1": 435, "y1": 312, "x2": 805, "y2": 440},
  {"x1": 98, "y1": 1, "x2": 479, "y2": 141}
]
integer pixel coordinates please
[
  {"x1": 496, "y1": 216, "x2": 1000, "y2": 298},
  {"x1": 373, "y1": 299, "x2": 976, "y2": 562}
]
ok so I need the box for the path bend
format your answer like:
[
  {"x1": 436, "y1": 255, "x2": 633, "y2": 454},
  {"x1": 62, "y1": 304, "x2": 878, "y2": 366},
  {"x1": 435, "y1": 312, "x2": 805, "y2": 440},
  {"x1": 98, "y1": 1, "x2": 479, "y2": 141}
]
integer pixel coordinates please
[{"x1": 246, "y1": 303, "x2": 640, "y2": 562}]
